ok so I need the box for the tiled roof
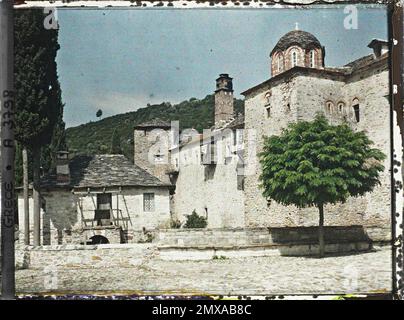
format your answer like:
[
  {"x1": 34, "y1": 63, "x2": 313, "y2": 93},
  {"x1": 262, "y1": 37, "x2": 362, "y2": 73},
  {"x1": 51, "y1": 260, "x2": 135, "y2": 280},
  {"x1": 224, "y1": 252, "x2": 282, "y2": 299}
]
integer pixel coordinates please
[
  {"x1": 242, "y1": 53, "x2": 388, "y2": 96},
  {"x1": 134, "y1": 118, "x2": 171, "y2": 129},
  {"x1": 343, "y1": 54, "x2": 378, "y2": 72},
  {"x1": 41, "y1": 154, "x2": 170, "y2": 189},
  {"x1": 271, "y1": 30, "x2": 322, "y2": 56}
]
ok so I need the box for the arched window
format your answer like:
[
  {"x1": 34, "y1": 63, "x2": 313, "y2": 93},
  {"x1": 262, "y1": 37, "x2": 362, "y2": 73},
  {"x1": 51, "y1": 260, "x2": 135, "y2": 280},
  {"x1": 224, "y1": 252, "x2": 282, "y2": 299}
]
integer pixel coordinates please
[
  {"x1": 291, "y1": 50, "x2": 298, "y2": 67},
  {"x1": 264, "y1": 91, "x2": 271, "y2": 105},
  {"x1": 266, "y1": 106, "x2": 271, "y2": 118},
  {"x1": 337, "y1": 102, "x2": 345, "y2": 114},
  {"x1": 325, "y1": 101, "x2": 334, "y2": 114},
  {"x1": 264, "y1": 91, "x2": 271, "y2": 117},
  {"x1": 277, "y1": 54, "x2": 284, "y2": 73},
  {"x1": 310, "y1": 50, "x2": 316, "y2": 68},
  {"x1": 352, "y1": 98, "x2": 360, "y2": 122}
]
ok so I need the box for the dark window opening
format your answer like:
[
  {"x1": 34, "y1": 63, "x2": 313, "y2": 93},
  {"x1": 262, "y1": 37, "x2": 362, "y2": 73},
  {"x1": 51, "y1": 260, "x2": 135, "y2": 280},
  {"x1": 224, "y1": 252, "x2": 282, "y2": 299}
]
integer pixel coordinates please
[
  {"x1": 95, "y1": 193, "x2": 112, "y2": 226},
  {"x1": 97, "y1": 193, "x2": 112, "y2": 210},
  {"x1": 353, "y1": 104, "x2": 360, "y2": 122},
  {"x1": 266, "y1": 106, "x2": 271, "y2": 118}
]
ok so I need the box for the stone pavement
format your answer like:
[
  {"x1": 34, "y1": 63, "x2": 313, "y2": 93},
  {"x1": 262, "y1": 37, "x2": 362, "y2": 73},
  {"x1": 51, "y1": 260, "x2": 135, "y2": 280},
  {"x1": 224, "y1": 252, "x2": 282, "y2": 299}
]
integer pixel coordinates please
[{"x1": 15, "y1": 247, "x2": 391, "y2": 296}]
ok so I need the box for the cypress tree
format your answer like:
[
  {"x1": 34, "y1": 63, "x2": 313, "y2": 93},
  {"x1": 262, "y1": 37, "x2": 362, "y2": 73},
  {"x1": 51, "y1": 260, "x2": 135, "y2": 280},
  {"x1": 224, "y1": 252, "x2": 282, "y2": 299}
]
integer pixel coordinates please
[{"x1": 14, "y1": 9, "x2": 65, "y2": 245}]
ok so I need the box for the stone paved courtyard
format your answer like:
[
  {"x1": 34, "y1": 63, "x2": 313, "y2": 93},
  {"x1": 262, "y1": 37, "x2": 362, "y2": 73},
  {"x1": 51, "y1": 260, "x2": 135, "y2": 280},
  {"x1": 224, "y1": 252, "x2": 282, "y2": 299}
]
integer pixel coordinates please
[{"x1": 14, "y1": 247, "x2": 392, "y2": 296}]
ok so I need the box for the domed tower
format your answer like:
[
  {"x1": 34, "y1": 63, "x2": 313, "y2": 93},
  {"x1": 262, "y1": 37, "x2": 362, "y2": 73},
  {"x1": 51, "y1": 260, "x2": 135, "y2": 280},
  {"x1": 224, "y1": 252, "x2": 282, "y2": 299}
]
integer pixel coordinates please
[{"x1": 270, "y1": 29, "x2": 325, "y2": 77}]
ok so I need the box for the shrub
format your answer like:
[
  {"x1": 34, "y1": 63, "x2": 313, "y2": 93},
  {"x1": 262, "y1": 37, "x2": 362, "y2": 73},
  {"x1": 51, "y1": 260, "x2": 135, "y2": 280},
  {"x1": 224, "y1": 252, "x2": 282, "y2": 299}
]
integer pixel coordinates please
[
  {"x1": 184, "y1": 210, "x2": 207, "y2": 229},
  {"x1": 138, "y1": 227, "x2": 154, "y2": 243},
  {"x1": 170, "y1": 218, "x2": 182, "y2": 229}
]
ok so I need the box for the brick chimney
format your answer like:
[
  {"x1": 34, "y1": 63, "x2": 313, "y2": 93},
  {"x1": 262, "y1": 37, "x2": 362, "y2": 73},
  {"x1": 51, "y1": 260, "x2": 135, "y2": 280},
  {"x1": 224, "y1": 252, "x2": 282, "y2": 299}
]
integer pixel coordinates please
[
  {"x1": 367, "y1": 39, "x2": 389, "y2": 58},
  {"x1": 56, "y1": 151, "x2": 70, "y2": 184}
]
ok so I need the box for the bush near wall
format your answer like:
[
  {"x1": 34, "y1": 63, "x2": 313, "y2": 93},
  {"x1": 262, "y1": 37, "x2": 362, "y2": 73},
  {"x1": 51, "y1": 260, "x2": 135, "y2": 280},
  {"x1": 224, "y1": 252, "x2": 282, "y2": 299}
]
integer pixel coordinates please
[{"x1": 184, "y1": 210, "x2": 207, "y2": 229}]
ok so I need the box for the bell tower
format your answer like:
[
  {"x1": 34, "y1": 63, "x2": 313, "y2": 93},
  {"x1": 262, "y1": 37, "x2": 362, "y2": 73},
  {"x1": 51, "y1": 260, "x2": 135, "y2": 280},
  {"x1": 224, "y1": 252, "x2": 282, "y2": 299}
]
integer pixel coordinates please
[{"x1": 214, "y1": 74, "x2": 234, "y2": 126}]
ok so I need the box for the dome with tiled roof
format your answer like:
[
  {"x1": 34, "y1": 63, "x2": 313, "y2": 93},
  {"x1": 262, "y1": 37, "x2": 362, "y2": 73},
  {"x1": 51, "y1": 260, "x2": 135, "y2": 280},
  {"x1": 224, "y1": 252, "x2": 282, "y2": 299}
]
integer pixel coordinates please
[
  {"x1": 271, "y1": 30, "x2": 322, "y2": 56},
  {"x1": 270, "y1": 29, "x2": 325, "y2": 77}
]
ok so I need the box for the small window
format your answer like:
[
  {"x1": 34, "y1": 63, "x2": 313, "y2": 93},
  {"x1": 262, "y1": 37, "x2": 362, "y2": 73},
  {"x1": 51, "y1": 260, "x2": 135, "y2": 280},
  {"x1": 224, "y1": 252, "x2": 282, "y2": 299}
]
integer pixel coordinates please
[
  {"x1": 154, "y1": 154, "x2": 164, "y2": 163},
  {"x1": 291, "y1": 50, "x2": 298, "y2": 67},
  {"x1": 310, "y1": 50, "x2": 315, "y2": 68},
  {"x1": 266, "y1": 106, "x2": 271, "y2": 118},
  {"x1": 353, "y1": 104, "x2": 360, "y2": 122},
  {"x1": 264, "y1": 91, "x2": 271, "y2": 105},
  {"x1": 325, "y1": 101, "x2": 334, "y2": 113},
  {"x1": 337, "y1": 102, "x2": 345, "y2": 113},
  {"x1": 143, "y1": 193, "x2": 155, "y2": 212}
]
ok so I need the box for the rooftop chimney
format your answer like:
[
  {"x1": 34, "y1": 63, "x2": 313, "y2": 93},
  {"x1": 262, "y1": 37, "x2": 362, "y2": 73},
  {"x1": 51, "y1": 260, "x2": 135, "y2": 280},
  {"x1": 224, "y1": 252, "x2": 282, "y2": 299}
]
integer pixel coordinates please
[
  {"x1": 214, "y1": 74, "x2": 234, "y2": 127},
  {"x1": 56, "y1": 151, "x2": 70, "y2": 185},
  {"x1": 368, "y1": 39, "x2": 389, "y2": 58}
]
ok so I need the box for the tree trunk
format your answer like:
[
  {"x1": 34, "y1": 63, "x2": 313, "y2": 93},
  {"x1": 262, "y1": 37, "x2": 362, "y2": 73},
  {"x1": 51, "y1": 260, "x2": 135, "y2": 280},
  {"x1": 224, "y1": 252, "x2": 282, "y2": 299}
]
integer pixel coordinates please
[
  {"x1": 318, "y1": 203, "x2": 325, "y2": 258},
  {"x1": 23, "y1": 147, "x2": 29, "y2": 245},
  {"x1": 32, "y1": 148, "x2": 41, "y2": 246}
]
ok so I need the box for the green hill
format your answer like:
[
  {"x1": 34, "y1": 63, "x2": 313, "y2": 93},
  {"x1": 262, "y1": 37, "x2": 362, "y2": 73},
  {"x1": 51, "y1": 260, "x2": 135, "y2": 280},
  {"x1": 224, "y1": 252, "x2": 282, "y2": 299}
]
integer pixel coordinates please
[{"x1": 66, "y1": 94, "x2": 244, "y2": 161}]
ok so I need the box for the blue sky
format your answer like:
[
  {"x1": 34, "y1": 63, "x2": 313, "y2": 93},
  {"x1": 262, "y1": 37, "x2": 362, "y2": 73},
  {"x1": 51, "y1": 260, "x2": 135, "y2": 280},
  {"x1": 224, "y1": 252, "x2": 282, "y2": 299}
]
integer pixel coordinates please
[{"x1": 56, "y1": 6, "x2": 388, "y2": 128}]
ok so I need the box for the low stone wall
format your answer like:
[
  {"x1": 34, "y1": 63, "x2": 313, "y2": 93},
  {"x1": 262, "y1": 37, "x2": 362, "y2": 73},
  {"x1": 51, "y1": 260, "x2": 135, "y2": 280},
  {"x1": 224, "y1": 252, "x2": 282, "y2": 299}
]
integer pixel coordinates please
[
  {"x1": 157, "y1": 226, "x2": 390, "y2": 248},
  {"x1": 15, "y1": 239, "x2": 374, "y2": 269},
  {"x1": 13, "y1": 226, "x2": 390, "y2": 270},
  {"x1": 16, "y1": 244, "x2": 157, "y2": 270},
  {"x1": 78, "y1": 226, "x2": 123, "y2": 244}
]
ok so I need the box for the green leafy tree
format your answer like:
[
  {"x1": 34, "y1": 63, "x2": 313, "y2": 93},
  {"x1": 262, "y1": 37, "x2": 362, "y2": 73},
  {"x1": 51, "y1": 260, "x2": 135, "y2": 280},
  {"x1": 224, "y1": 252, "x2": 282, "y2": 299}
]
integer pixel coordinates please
[
  {"x1": 110, "y1": 128, "x2": 122, "y2": 154},
  {"x1": 259, "y1": 114, "x2": 385, "y2": 257},
  {"x1": 15, "y1": 9, "x2": 65, "y2": 245}
]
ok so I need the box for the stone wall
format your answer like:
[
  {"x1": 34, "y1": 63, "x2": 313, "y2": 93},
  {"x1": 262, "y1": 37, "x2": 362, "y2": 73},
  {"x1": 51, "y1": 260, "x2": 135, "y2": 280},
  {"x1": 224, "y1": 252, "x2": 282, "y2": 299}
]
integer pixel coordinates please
[
  {"x1": 16, "y1": 243, "x2": 157, "y2": 270},
  {"x1": 215, "y1": 90, "x2": 234, "y2": 124},
  {"x1": 14, "y1": 225, "x2": 389, "y2": 270},
  {"x1": 157, "y1": 226, "x2": 390, "y2": 248},
  {"x1": 133, "y1": 128, "x2": 172, "y2": 184},
  {"x1": 17, "y1": 190, "x2": 76, "y2": 246},
  {"x1": 172, "y1": 131, "x2": 245, "y2": 228},
  {"x1": 243, "y1": 60, "x2": 391, "y2": 233},
  {"x1": 75, "y1": 226, "x2": 123, "y2": 244}
]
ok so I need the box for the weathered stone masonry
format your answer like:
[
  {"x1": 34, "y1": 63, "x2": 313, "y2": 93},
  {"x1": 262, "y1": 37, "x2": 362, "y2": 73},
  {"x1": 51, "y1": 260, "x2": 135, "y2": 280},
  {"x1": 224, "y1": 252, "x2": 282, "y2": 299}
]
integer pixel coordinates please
[{"x1": 242, "y1": 34, "x2": 391, "y2": 234}]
